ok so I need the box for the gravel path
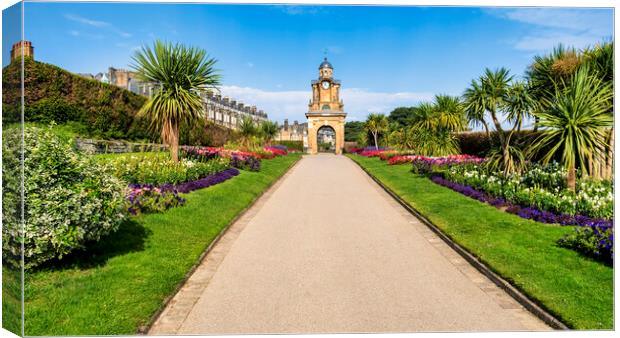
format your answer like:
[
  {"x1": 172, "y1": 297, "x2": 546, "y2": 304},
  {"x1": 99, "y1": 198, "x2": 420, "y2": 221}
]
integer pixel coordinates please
[{"x1": 150, "y1": 154, "x2": 549, "y2": 334}]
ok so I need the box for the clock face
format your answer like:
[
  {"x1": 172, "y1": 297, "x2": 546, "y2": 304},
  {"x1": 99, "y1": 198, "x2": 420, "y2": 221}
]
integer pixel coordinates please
[{"x1": 321, "y1": 81, "x2": 330, "y2": 89}]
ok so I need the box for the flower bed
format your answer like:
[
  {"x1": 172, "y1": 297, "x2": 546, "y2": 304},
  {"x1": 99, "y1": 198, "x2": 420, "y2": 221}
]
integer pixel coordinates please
[
  {"x1": 378, "y1": 150, "x2": 418, "y2": 161},
  {"x1": 265, "y1": 145, "x2": 288, "y2": 156},
  {"x1": 430, "y1": 175, "x2": 613, "y2": 262},
  {"x1": 350, "y1": 146, "x2": 389, "y2": 156},
  {"x1": 127, "y1": 184, "x2": 186, "y2": 215},
  {"x1": 127, "y1": 168, "x2": 240, "y2": 214},
  {"x1": 172, "y1": 168, "x2": 240, "y2": 193},
  {"x1": 443, "y1": 163, "x2": 613, "y2": 220},
  {"x1": 388, "y1": 154, "x2": 484, "y2": 166},
  {"x1": 359, "y1": 149, "x2": 387, "y2": 157},
  {"x1": 182, "y1": 146, "x2": 261, "y2": 171},
  {"x1": 107, "y1": 154, "x2": 230, "y2": 185}
]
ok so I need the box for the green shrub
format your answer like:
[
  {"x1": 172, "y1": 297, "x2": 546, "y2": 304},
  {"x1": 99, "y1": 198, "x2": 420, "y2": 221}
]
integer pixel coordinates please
[
  {"x1": 273, "y1": 140, "x2": 303, "y2": 152},
  {"x1": 2, "y1": 127, "x2": 128, "y2": 269},
  {"x1": 24, "y1": 98, "x2": 84, "y2": 124}
]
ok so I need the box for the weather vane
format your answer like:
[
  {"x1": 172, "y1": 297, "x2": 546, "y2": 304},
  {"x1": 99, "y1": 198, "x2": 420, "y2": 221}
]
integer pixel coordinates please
[{"x1": 323, "y1": 48, "x2": 328, "y2": 58}]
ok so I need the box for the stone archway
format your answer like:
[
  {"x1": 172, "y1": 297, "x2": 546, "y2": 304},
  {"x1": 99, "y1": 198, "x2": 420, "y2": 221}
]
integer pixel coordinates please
[
  {"x1": 306, "y1": 112, "x2": 346, "y2": 155},
  {"x1": 317, "y1": 125, "x2": 336, "y2": 152}
]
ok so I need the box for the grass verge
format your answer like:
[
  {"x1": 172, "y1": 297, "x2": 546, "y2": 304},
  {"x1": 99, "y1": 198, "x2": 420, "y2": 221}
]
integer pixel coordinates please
[
  {"x1": 21, "y1": 154, "x2": 301, "y2": 335},
  {"x1": 348, "y1": 154, "x2": 613, "y2": 330}
]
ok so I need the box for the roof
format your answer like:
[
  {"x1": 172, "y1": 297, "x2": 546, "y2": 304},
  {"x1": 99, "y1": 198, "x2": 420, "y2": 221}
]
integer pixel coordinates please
[{"x1": 319, "y1": 57, "x2": 333, "y2": 69}]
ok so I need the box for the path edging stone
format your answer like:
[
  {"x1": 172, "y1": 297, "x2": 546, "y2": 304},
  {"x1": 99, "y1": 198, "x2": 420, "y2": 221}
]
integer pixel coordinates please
[
  {"x1": 348, "y1": 156, "x2": 569, "y2": 330},
  {"x1": 139, "y1": 156, "x2": 303, "y2": 334}
]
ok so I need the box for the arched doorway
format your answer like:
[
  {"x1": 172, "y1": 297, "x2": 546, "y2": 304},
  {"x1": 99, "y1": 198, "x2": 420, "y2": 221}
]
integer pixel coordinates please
[{"x1": 317, "y1": 125, "x2": 336, "y2": 153}]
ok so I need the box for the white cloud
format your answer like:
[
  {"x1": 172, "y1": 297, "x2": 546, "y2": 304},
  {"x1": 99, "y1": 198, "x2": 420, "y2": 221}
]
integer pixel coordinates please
[
  {"x1": 276, "y1": 5, "x2": 321, "y2": 16},
  {"x1": 67, "y1": 30, "x2": 103, "y2": 40},
  {"x1": 65, "y1": 13, "x2": 132, "y2": 38},
  {"x1": 65, "y1": 13, "x2": 109, "y2": 28},
  {"x1": 488, "y1": 8, "x2": 612, "y2": 52},
  {"x1": 219, "y1": 85, "x2": 434, "y2": 123},
  {"x1": 513, "y1": 32, "x2": 606, "y2": 52}
]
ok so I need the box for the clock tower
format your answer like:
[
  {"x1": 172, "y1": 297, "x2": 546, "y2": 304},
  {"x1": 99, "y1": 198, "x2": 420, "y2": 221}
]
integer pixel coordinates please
[{"x1": 306, "y1": 57, "x2": 347, "y2": 154}]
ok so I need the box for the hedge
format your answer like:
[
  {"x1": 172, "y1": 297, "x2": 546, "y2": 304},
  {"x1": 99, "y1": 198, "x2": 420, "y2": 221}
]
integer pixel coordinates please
[
  {"x1": 273, "y1": 140, "x2": 304, "y2": 151},
  {"x1": 456, "y1": 130, "x2": 557, "y2": 162},
  {"x1": 2, "y1": 59, "x2": 237, "y2": 146}
]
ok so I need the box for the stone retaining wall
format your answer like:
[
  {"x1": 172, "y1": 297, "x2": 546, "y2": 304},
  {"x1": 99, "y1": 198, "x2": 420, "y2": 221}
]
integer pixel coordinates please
[{"x1": 76, "y1": 138, "x2": 168, "y2": 154}]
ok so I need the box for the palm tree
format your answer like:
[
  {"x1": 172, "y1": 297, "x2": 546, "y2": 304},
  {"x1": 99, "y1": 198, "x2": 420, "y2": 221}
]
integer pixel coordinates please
[
  {"x1": 480, "y1": 68, "x2": 513, "y2": 131},
  {"x1": 238, "y1": 116, "x2": 257, "y2": 148},
  {"x1": 131, "y1": 40, "x2": 220, "y2": 162},
  {"x1": 463, "y1": 79, "x2": 491, "y2": 137},
  {"x1": 260, "y1": 120, "x2": 279, "y2": 146},
  {"x1": 530, "y1": 66, "x2": 613, "y2": 191},
  {"x1": 364, "y1": 113, "x2": 389, "y2": 150},
  {"x1": 583, "y1": 42, "x2": 614, "y2": 179},
  {"x1": 434, "y1": 94, "x2": 467, "y2": 132},
  {"x1": 525, "y1": 45, "x2": 581, "y2": 131},
  {"x1": 475, "y1": 68, "x2": 516, "y2": 173},
  {"x1": 409, "y1": 102, "x2": 436, "y2": 130},
  {"x1": 504, "y1": 81, "x2": 535, "y2": 132},
  {"x1": 399, "y1": 95, "x2": 464, "y2": 156}
]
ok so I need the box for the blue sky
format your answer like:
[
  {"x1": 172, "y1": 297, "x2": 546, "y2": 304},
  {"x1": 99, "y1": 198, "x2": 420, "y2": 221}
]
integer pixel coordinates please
[{"x1": 6, "y1": 2, "x2": 614, "y2": 123}]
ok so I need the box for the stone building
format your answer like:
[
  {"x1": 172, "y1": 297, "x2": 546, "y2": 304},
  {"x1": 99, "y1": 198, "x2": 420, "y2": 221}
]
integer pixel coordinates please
[
  {"x1": 108, "y1": 67, "x2": 154, "y2": 97},
  {"x1": 201, "y1": 91, "x2": 268, "y2": 130},
  {"x1": 276, "y1": 119, "x2": 308, "y2": 142},
  {"x1": 10, "y1": 40, "x2": 34, "y2": 62},
  {"x1": 80, "y1": 68, "x2": 269, "y2": 130}
]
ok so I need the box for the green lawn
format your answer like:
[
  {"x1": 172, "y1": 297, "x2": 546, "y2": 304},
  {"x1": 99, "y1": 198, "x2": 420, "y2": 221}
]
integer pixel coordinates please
[
  {"x1": 2, "y1": 264, "x2": 22, "y2": 336},
  {"x1": 22, "y1": 153, "x2": 301, "y2": 335},
  {"x1": 348, "y1": 155, "x2": 613, "y2": 330}
]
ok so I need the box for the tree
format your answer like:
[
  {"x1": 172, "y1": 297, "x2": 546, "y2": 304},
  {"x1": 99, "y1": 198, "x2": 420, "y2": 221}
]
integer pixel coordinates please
[
  {"x1": 473, "y1": 68, "x2": 522, "y2": 174},
  {"x1": 131, "y1": 40, "x2": 220, "y2": 162},
  {"x1": 387, "y1": 107, "x2": 416, "y2": 126},
  {"x1": 583, "y1": 42, "x2": 614, "y2": 179},
  {"x1": 434, "y1": 94, "x2": 467, "y2": 132},
  {"x1": 364, "y1": 113, "x2": 389, "y2": 150},
  {"x1": 525, "y1": 45, "x2": 581, "y2": 131},
  {"x1": 260, "y1": 120, "x2": 279, "y2": 145},
  {"x1": 530, "y1": 66, "x2": 613, "y2": 191},
  {"x1": 463, "y1": 78, "x2": 491, "y2": 137},
  {"x1": 344, "y1": 121, "x2": 365, "y2": 142},
  {"x1": 387, "y1": 95, "x2": 465, "y2": 156},
  {"x1": 238, "y1": 116, "x2": 257, "y2": 148},
  {"x1": 527, "y1": 41, "x2": 614, "y2": 180}
]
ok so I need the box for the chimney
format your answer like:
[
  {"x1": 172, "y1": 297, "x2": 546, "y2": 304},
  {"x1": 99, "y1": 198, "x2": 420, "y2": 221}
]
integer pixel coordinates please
[
  {"x1": 222, "y1": 97, "x2": 230, "y2": 105},
  {"x1": 11, "y1": 40, "x2": 34, "y2": 62},
  {"x1": 250, "y1": 106, "x2": 257, "y2": 115},
  {"x1": 284, "y1": 119, "x2": 289, "y2": 131}
]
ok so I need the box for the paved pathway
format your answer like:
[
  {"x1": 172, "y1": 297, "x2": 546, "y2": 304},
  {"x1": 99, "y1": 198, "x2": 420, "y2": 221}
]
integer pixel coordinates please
[{"x1": 150, "y1": 154, "x2": 549, "y2": 334}]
